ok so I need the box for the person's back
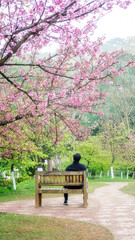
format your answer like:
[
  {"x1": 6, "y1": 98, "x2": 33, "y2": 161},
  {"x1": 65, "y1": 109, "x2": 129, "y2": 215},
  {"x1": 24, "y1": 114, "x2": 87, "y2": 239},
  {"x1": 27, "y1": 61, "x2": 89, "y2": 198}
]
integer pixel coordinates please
[
  {"x1": 66, "y1": 161, "x2": 86, "y2": 171},
  {"x1": 64, "y1": 153, "x2": 87, "y2": 205}
]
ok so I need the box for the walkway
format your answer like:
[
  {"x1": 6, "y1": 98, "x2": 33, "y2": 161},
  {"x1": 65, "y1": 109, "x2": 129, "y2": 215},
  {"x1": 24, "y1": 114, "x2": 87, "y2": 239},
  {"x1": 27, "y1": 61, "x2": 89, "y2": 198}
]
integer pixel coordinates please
[{"x1": 0, "y1": 182, "x2": 135, "y2": 240}]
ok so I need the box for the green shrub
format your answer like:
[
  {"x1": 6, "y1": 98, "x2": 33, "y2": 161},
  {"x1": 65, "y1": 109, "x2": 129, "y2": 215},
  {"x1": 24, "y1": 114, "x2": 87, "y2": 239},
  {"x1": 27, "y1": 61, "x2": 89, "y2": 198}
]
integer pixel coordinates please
[
  {"x1": 16, "y1": 175, "x2": 31, "y2": 183},
  {"x1": 0, "y1": 178, "x2": 12, "y2": 189}
]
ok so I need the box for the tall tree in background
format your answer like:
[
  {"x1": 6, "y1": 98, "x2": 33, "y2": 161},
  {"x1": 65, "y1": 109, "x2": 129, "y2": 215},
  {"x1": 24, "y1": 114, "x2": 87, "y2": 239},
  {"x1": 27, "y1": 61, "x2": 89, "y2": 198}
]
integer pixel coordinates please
[
  {"x1": 109, "y1": 67, "x2": 135, "y2": 136},
  {"x1": 99, "y1": 120, "x2": 132, "y2": 178},
  {"x1": 98, "y1": 56, "x2": 135, "y2": 135},
  {"x1": 0, "y1": 0, "x2": 134, "y2": 161}
]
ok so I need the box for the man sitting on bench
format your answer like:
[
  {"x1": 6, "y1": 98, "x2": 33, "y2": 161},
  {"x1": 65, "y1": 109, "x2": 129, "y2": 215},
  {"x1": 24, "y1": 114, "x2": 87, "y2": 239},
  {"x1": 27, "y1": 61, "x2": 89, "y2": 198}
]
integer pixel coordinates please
[{"x1": 64, "y1": 153, "x2": 87, "y2": 205}]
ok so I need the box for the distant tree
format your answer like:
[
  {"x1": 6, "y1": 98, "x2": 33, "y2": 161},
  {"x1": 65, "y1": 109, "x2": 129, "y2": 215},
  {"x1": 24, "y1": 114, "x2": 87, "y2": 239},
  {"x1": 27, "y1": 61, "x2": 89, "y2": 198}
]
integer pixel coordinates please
[
  {"x1": 98, "y1": 55, "x2": 135, "y2": 135},
  {"x1": 99, "y1": 120, "x2": 131, "y2": 178},
  {"x1": 74, "y1": 136, "x2": 111, "y2": 174},
  {"x1": 118, "y1": 134, "x2": 135, "y2": 173}
]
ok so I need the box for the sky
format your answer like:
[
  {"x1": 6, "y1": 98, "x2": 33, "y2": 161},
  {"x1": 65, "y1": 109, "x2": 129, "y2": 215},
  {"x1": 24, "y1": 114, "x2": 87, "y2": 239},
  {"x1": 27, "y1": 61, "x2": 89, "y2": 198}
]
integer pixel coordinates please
[
  {"x1": 94, "y1": 1, "x2": 135, "y2": 41},
  {"x1": 42, "y1": 1, "x2": 135, "y2": 52}
]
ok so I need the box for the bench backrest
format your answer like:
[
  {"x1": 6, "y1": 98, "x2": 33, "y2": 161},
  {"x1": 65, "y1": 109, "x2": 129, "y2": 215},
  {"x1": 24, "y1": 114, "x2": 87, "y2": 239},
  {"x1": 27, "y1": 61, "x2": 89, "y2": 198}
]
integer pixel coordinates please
[{"x1": 35, "y1": 171, "x2": 87, "y2": 187}]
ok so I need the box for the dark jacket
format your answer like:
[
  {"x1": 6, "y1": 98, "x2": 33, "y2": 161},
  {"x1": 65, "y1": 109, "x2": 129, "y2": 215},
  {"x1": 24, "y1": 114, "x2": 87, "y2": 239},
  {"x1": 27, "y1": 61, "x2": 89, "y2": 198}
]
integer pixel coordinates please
[
  {"x1": 66, "y1": 161, "x2": 87, "y2": 171},
  {"x1": 65, "y1": 161, "x2": 87, "y2": 189}
]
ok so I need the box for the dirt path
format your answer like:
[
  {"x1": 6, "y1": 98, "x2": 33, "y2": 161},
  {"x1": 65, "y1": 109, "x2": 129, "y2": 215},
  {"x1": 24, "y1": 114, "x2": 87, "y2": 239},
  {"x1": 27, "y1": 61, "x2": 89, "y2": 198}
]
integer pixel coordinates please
[{"x1": 0, "y1": 182, "x2": 135, "y2": 240}]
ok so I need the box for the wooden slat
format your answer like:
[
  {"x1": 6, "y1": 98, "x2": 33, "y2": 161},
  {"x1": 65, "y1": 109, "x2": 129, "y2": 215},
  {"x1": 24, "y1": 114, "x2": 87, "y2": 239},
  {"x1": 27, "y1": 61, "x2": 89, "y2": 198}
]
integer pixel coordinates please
[
  {"x1": 40, "y1": 175, "x2": 42, "y2": 183},
  {"x1": 56, "y1": 175, "x2": 59, "y2": 183},
  {"x1": 39, "y1": 182, "x2": 83, "y2": 187},
  {"x1": 80, "y1": 175, "x2": 83, "y2": 183},
  {"x1": 63, "y1": 175, "x2": 65, "y2": 183},
  {"x1": 59, "y1": 175, "x2": 62, "y2": 184},
  {"x1": 66, "y1": 175, "x2": 69, "y2": 183},
  {"x1": 36, "y1": 171, "x2": 84, "y2": 176},
  {"x1": 53, "y1": 175, "x2": 56, "y2": 183},
  {"x1": 70, "y1": 175, "x2": 73, "y2": 183},
  {"x1": 39, "y1": 188, "x2": 83, "y2": 194}
]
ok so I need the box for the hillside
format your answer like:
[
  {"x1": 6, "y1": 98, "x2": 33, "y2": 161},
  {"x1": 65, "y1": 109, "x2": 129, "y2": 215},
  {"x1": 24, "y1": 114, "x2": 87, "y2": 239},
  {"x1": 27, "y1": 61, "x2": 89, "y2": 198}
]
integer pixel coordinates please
[{"x1": 101, "y1": 36, "x2": 135, "y2": 54}]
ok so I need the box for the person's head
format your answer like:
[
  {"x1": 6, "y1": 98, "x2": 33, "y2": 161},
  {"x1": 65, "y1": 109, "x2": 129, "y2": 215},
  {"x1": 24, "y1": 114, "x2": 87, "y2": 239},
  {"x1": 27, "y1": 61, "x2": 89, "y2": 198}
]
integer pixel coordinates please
[{"x1": 73, "y1": 153, "x2": 81, "y2": 162}]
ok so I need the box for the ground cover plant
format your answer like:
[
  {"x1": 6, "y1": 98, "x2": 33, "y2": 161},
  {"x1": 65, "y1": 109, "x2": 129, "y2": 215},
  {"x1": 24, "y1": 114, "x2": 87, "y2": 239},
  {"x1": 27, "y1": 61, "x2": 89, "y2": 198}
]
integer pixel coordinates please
[
  {"x1": 0, "y1": 178, "x2": 35, "y2": 202},
  {"x1": 120, "y1": 183, "x2": 135, "y2": 197},
  {"x1": 0, "y1": 213, "x2": 113, "y2": 240}
]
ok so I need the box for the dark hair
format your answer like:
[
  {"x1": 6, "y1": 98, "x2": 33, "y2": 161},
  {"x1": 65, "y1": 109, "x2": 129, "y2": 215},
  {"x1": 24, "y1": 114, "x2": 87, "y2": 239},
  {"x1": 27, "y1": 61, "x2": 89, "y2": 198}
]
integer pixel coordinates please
[{"x1": 73, "y1": 153, "x2": 81, "y2": 162}]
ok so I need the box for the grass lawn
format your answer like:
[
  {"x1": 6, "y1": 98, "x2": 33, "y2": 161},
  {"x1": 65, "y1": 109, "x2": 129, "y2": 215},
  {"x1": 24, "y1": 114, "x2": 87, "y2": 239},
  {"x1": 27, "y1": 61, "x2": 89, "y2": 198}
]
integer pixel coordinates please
[
  {"x1": 0, "y1": 178, "x2": 108, "y2": 202},
  {"x1": 0, "y1": 179, "x2": 113, "y2": 240},
  {"x1": 89, "y1": 176, "x2": 135, "y2": 182},
  {"x1": 88, "y1": 181, "x2": 108, "y2": 193},
  {"x1": 1, "y1": 176, "x2": 135, "y2": 240},
  {"x1": 0, "y1": 178, "x2": 35, "y2": 202},
  {"x1": 0, "y1": 213, "x2": 113, "y2": 240},
  {"x1": 120, "y1": 183, "x2": 135, "y2": 197}
]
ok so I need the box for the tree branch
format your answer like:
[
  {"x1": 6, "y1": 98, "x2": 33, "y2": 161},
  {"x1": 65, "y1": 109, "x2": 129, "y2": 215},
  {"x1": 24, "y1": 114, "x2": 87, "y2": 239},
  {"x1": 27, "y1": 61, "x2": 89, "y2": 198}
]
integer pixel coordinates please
[
  {"x1": 0, "y1": 113, "x2": 33, "y2": 127},
  {"x1": 0, "y1": 71, "x2": 38, "y2": 104}
]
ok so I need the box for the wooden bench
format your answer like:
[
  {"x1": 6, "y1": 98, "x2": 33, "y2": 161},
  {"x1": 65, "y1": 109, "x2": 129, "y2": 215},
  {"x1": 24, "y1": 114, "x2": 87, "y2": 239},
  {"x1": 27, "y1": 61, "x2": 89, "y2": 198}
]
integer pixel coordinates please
[{"x1": 35, "y1": 170, "x2": 88, "y2": 208}]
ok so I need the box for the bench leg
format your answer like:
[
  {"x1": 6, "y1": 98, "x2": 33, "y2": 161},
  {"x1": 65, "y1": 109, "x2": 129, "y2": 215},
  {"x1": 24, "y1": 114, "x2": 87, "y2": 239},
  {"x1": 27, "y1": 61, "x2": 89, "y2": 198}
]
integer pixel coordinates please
[
  {"x1": 35, "y1": 192, "x2": 39, "y2": 208},
  {"x1": 83, "y1": 189, "x2": 88, "y2": 208},
  {"x1": 35, "y1": 193, "x2": 42, "y2": 208},
  {"x1": 39, "y1": 193, "x2": 42, "y2": 207},
  {"x1": 84, "y1": 193, "x2": 88, "y2": 208}
]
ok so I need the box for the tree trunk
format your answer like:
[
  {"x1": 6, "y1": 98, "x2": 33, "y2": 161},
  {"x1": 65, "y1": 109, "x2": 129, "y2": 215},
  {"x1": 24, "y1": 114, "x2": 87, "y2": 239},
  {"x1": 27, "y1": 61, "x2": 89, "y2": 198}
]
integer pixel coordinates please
[
  {"x1": 127, "y1": 170, "x2": 129, "y2": 179},
  {"x1": 100, "y1": 171, "x2": 102, "y2": 178},
  {"x1": 48, "y1": 159, "x2": 52, "y2": 171},
  {"x1": 110, "y1": 140, "x2": 115, "y2": 179},
  {"x1": 11, "y1": 164, "x2": 16, "y2": 190},
  {"x1": 111, "y1": 166, "x2": 114, "y2": 179}
]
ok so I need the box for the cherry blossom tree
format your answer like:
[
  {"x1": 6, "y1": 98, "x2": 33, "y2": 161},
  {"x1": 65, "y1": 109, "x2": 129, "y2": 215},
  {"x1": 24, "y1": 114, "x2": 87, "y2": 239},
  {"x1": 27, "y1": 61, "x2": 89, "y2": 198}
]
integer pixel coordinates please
[{"x1": 0, "y1": 0, "x2": 134, "y2": 162}]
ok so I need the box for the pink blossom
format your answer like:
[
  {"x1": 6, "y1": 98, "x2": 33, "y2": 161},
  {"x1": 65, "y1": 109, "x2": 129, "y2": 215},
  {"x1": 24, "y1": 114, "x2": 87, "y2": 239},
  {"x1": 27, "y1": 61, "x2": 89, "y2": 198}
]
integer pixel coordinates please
[
  {"x1": 0, "y1": 0, "x2": 133, "y2": 155},
  {"x1": 48, "y1": 91, "x2": 56, "y2": 100},
  {"x1": 49, "y1": 6, "x2": 55, "y2": 12},
  {"x1": 52, "y1": 0, "x2": 62, "y2": 5}
]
